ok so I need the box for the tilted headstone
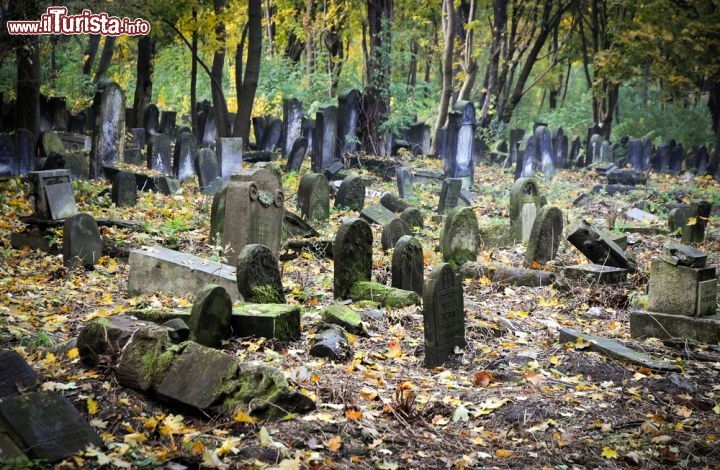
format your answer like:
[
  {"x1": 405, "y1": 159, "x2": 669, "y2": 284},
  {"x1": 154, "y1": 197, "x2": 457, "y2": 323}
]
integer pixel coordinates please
[
  {"x1": 285, "y1": 137, "x2": 308, "y2": 172},
  {"x1": 506, "y1": 128, "x2": 525, "y2": 169},
  {"x1": 216, "y1": 137, "x2": 244, "y2": 181},
  {"x1": 173, "y1": 131, "x2": 198, "y2": 181},
  {"x1": 360, "y1": 204, "x2": 396, "y2": 226},
  {"x1": 195, "y1": 148, "x2": 223, "y2": 195},
  {"x1": 509, "y1": 177, "x2": 544, "y2": 243},
  {"x1": 28, "y1": 169, "x2": 77, "y2": 220},
  {"x1": 599, "y1": 139, "x2": 612, "y2": 163},
  {"x1": 210, "y1": 168, "x2": 284, "y2": 266},
  {"x1": 333, "y1": 218, "x2": 373, "y2": 300},
  {"x1": 535, "y1": 125, "x2": 555, "y2": 181},
  {"x1": 400, "y1": 206, "x2": 424, "y2": 229},
  {"x1": 143, "y1": 103, "x2": 160, "y2": 136},
  {"x1": 39, "y1": 131, "x2": 66, "y2": 159},
  {"x1": 553, "y1": 127, "x2": 568, "y2": 168},
  {"x1": 302, "y1": 119, "x2": 315, "y2": 156},
  {"x1": 567, "y1": 219, "x2": 636, "y2": 271},
  {"x1": 111, "y1": 171, "x2": 138, "y2": 207},
  {"x1": 236, "y1": 244, "x2": 286, "y2": 303},
  {"x1": 312, "y1": 105, "x2": 338, "y2": 173},
  {"x1": 440, "y1": 206, "x2": 479, "y2": 268},
  {"x1": 380, "y1": 192, "x2": 412, "y2": 213},
  {"x1": 337, "y1": 89, "x2": 361, "y2": 158},
  {"x1": 335, "y1": 174, "x2": 366, "y2": 211},
  {"x1": 519, "y1": 135, "x2": 537, "y2": 178},
  {"x1": 159, "y1": 110, "x2": 176, "y2": 135},
  {"x1": 261, "y1": 118, "x2": 282, "y2": 151},
  {"x1": 381, "y1": 218, "x2": 412, "y2": 252},
  {"x1": 147, "y1": 133, "x2": 172, "y2": 174},
  {"x1": 437, "y1": 178, "x2": 463, "y2": 214},
  {"x1": 0, "y1": 391, "x2": 103, "y2": 463},
  {"x1": 397, "y1": 166, "x2": 414, "y2": 199},
  {"x1": 444, "y1": 100, "x2": 475, "y2": 188},
  {"x1": 297, "y1": 173, "x2": 330, "y2": 222},
  {"x1": 408, "y1": 122, "x2": 431, "y2": 156},
  {"x1": 682, "y1": 200, "x2": 712, "y2": 244},
  {"x1": 569, "y1": 136, "x2": 581, "y2": 167},
  {"x1": 0, "y1": 350, "x2": 40, "y2": 399},
  {"x1": 90, "y1": 81, "x2": 125, "y2": 178},
  {"x1": 63, "y1": 213, "x2": 102, "y2": 268},
  {"x1": 391, "y1": 235, "x2": 424, "y2": 295},
  {"x1": 282, "y1": 98, "x2": 303, "y2": 157},
  {"x1": 423, "y1": 263, "x2": 466, "y2": 368},
  {"x1": 188, "y1": 284, "x2": 232, "y2": 348},
  {"x1": 525, "y1": 206, "x2": 563, "y2": 266}
]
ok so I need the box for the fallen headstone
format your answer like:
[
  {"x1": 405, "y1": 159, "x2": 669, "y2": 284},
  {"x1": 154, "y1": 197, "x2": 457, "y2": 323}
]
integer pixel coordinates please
[
  {"x1": 310, "y1": 326, "x2": 349, "y2": 360},
  {"x1": 360, "y1": 203, "x2": 396, "y2": 226},
  {"x1": 349, "y1": 281, "x2": 421, "y2": 307},
  {"x1": 567, "y1": 220, "x2": 636, "y2": 271},
  {"x1": 563, "y1": 264, "x2": 628, "y2": 285},
  {"x1": 320, "y1": 304, "x2": 364, "y2": 334},
  {"x1": 0, "y1": 350, "x2": 40, "y2": 398},
  {"x1": 232, "y1": 303, "x2": 301, "y2": 340}
]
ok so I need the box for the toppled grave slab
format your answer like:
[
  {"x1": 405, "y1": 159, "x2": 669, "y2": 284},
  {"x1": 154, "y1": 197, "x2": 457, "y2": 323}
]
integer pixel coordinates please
[
  {"x1": 563, "y1": 264, "x2": 628, "y2": 285},
  {"x1": 232, "y1": 303, "x2": 301, "y2": 340},
  {"x1": 128, "y1": 246, "x2": 241, "y2": 301},
  {"x1": 349, "y1": 281, "x2": 421, "y2": 308},
  {"x1": 559, "y1": 328, "x2": 677, "y2": 372},
  {"x1": 459, "y1": 262, "x2": 555, "y2": 287},
  {"x1": 320, "y1": 304, "x2": 364, "y2": 334},
  {"x1": 567, "y1": 220, "x2": 637, "y2": 271}
]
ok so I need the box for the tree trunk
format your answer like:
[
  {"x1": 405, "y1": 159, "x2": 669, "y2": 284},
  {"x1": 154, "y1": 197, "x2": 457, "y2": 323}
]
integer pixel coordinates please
[
  {"x1": 361, "y1": 0, "x2": 393, "y2": 155},
  {"x1": 478, "y1": 0, "x2": 507, "y2": 128},
  {"x1": 458, "y1": 0, "x2": 477, "y2": 101},
  {"x1": 264, "y1": 0, "x2": 274, "y2": 56},
  {"x1": 50, "y1": 37, "x2": 58, "y2": 90},
  {"x1": 191, "y1": 9, "x2": 198, "y2": 136},
  {"x1": 15, "y1": 1, "x2": 40, "y2": 139},
  {"x1": 131, "y1": 36, "x2": 154, "y2": 129},
  {"x1": 93, "y1": 36, "x2": 116, "y2": 83},
  {"x1": 304, "y1": 0, "x2": 314, "y2": 86},
  {"x1": 234, "y1": 0, "x2": 263, "y2": 145},
  {"x1": 707, "y1": 80, "x2": 720, "y2": 171},
  {"x1": 430, "y1": 0, "x2": 456, "y2": 156},
  {"x1": 82, "y1": 35, "x2": 100, "y2": 75},
  {"x1": 211, "y1": 0, "x2": 231, "y2": 138}
]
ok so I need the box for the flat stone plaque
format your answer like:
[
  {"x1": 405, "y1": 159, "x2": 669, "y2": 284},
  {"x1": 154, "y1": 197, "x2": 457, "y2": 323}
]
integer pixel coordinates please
[{"x1": 697, "y1": 279, "x2": 717, "y2": 317}]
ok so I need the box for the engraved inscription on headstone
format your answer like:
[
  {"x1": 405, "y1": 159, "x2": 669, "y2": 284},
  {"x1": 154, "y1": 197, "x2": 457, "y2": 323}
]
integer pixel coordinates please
[
  {"x1": 697, "y1": 279, "x2": 717, "y2": 317},
  {"x1": 423, "y1": 263, "x2": 466, "y2": 368}
]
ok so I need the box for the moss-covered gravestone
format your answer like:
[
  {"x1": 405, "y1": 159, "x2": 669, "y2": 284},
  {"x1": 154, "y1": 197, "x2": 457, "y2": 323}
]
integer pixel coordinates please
[
  {"x1": 381, "y1": 218, "x2": 411, "y2": 252},
  {"x1": 439, "y1": 206, "x2": 479, "y2": 269},
  {"x1": 320, "y1": 304, "x2": 363, "y2": 334},
  {"x1": 333, "y1": 218, "x2": 373, "y2": 300},
  {"x1": 400, "y1": 206, "x2": 424, "y2": 229},
  {"x1": 335, "y1": 174, "x2": 365, "y2": 211},
  {"x1": 524, "y1": 206, "x2": 563, "y2": 266},
  {"x1": 236, "y1": 244, "x2": 285, "y2": 303},
  {"x1": 349, "y1": 281, "x2": 421, "y2": 307},
  {"x1": 63, "y1": 213, "x2": 102, "y2": 268},
  {"x1": 423, "y1": 263, "x2": 466, "y2": 368},
  {"x1": 509, "y1": 177, "x2": 545, "y2": 243},
  {"x1": 232, "y1": 303, "x2": 300, "y2": 340},
  {"x1": 297, "y1": 173, "x2": 330, "y2": 222},
  {"x1": 391, "y1": 235, "x2": 424, "y2": 295},
  {"x1": 189, "y1": 284, "x2": 233, "y2": 347}
]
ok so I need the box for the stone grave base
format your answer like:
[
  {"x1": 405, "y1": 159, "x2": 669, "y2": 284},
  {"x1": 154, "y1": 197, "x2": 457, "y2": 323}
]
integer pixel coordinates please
[
  {"x1": 630, "y1": 310, "x2": 720, "y2": 344},
  {"x1": 563, "y1": 264, "x2": 627, "y2": 284}
]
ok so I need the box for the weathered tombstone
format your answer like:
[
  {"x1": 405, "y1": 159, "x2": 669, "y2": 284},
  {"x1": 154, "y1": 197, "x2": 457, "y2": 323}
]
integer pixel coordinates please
[
  {"x1": 63, "y1": 213, "x2": 102, "y2": 268},
  {"x1": 627, "y1": 139, "x2": 644, "y2": 170},
  {"x1": 440, "y1": 207, "x2": 479, "y2": 268},
  {"x1": 436, "y1": 125, "x2": 448, "y2": 160},
  {"x1": 236, "y1": 244, "x2": 286, "y2": 303},
  {"x1": 90, "y1": 81, "x2": 125, "y2": 179},
  {"x1": 201, "y1": 111, "x2": 217, "y2": 147},
  {"x1": 146, "y1": 133, "x2": 171, "y2": 174},
  {"x1": 337, "y1": 89, "x2": 361, "y2": 158},
  {"x1": 391, "y1": 235, "x2": 424, "y2": 295},
  {"x1": 173, "y1": 131, "x2": 198, "y2": 181},
  {"x1": 261, "y1": 117, "x2": 282, "y2": 151},
  {"x1": 297, "y1": 173, "x2": 330, "y2": 222},
  {"x1": 48, "y1": 96, "x2": 68, "y2": 131},
  {"x1": 380, "y1": 192, "x2": 412, "y2": 213},
  {"x1": 323, "y1": 160, "x2": 344, "y2": 180},
  {"x1": 640, "y1": 138, "x2": 653, "y2": 171},
  {"x1": 333, "y1": 218, "x2": 373, "y2": 300},
  {"x1": 302, "y1": 119, "x2": 315, "y2": 155},
  {"x1": 599, "y1": 139, "x2": 612, "y2": 163},
  {"x1": 397, "y1": 165, "x2": 414, "y2": 199},
  {"x1": 506, "y1": 128, "x2": 525, "y2": 168},
  {"x1": 0, "y1": 133, "x2": 16, "y2": 176},
  {"x1": 282, "y1": 98, "x2": 303, "y2": 157},
  {"x1": 668, "y1": 207, "x2": 689, "y2": 235},
  {"x1": 312, "y1": 105, "x2": 338, "y2": 173},
  {"x1": 519, "y1": 135, "x2": 537, "y2": 178},
  {"x1": 39, "y1": 131, "x2": 66, "y2": 159},
  {"x1": 569, "y1": 136, "x2": 581, "y2": 166},
  {"x1": 567, "y1": 220, "x2": 636, "y2": 271},
  {"x1": 210, "y1": 168, "x2": 284, "y2": 266},
  {"x1": 696, "y1": 145, "x2": 709, "y2": 175},
  {"x1": 524, "y1": 206, "x2": 563, "y2": 266},
  {"x1": 0, "y1": 350, "x2": 40, "y2": 398},
  {"x1": 16, "y1": 129, "x2": 35, "y2": 176},
  {"x1": 437, "y1": 178, "x2": 463, "y2": 214},
  {"x1": 216, "y1": 137, "x2": 243, "y2": 180},
  {"x1": 111, "y1": 171, "x2": 138, "y2": 207},
  {"x1": 28, "y1": 169, "x2": 77, "y2": 220},
  {"x1": 360, "y1": 204, "x2": 396, "y2": 226},
  {"x1": 589, "y1": 133, "x2": 602, "y2": 163},
  {"x1": 509, "y1": 177, "x2": 544, "y2": 243},
  {"x1": 535, "y1": 125, "x2": 555, "y2": 181},
  {"x1": 252, "y1": 115, "x2": 268, "y2": 147},
  {"x1": 444, "y1": 100, "x2": 475, "y2": 188},
  {"x1": 553, "y1": 127, "x2": 568, "y2": 168},
  {"x1": 195, "y1": 148, "x2": 222, "y2": 195},
  {"x1": 408, "y1": 122, "x2": 431, "y2": 156},
  {"x1": 188, "y1": 284, "x2": 232, "y2": 348},
  {"x1": 669, "y1": 144, "x2": 683, "y2": 175},
  {"x1": 381, "y1": 218, "x2": 412, "y2": 252},
  {"x1": 423, "y1": 263, "x2": 466, "y2": 368},
  {"x1": 681, "y1": 200, "x2": 712, "y2": 243},
  {"x1": 285, "y1": 137, "x2": 308, "y2": 172},
  {"x1": 0, "y1": 391, "x2": 103, "y2": 463},
  {"x1": 400, "y1": 206, "x2": 423, "y2": 229},
  {"x1": 654, "y1": 142, "x2": 673, "y2": 172},
  {"x1": 159, "y1": 110, "x2": 176, "y2": 135},
  {"x1": 335, "y1": 174, "x2": 366, "y2": 211},
  {"x1": 143, "y1": 103, "x2": 160, "y2": 136}
]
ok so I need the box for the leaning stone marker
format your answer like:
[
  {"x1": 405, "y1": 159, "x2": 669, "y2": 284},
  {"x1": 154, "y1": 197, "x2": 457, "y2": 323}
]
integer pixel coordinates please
[
  {"x1": 236, "y1": 244, "x2": 285, "y2": 304},
  {"x1": 111, "y1": 171, "x2": 138, "y2": 207},
  {"x1": 360, "y1": 203, "x2": 397, "y2": 226},
  {"x1": 525, "y1": 206, "x2": 563, "y2": 266},
  {"x1": 285, "y1": 137, "x2": 308, "y2": 172},
  {"x1": 63, "y1": 213, "x2": 102, "y2": 268},
  {"x1": 439, "y1": 207, "x2": 479, "y2": 269},
  {"x1": 423, "y1": 263, "x2": 467, "y2": 368},
  {"x1": 297, "y1": 173, "x2": 330, "y2": 222},
  {"x1": 381, "y1": 218, "x2": 411, "y2": 252},
  {"x1": 567, "y1": 220, "x2": 636, "y2": 271},
  {"x1": 90, "y1": 81, "x2": 125, "y2": 179},
  {"x1": 0, "y1": 350, "x2": 40, "y2": 398},
  {"x1": 509, "y1": 177, "x2": 544, "y2": 243},
  {"x1": 335, "y1": 174, "x2": 365, "y2": 211},
  {"x1": 400, "y1": 206, "x2": 424, "y2": 229},
  {"x1": 0, "y1": 391, "x2": 103, "y2": 463},
  {"x1": 437, "y1": 178, "x2": 463, "y2": 214},
  {"x1": 195, "y1": 148, "x2": 222, "y2": 195},
  {"x1": 28, "y1": 169, "x2": 77, "y2": 220},
  {"x1": 391, "y1": 235, "x2": 424, "y2": 295},
  {"x1": 188, "y1": 284, "x2": 233, "y2": 348},
  {"x1": 333, "y1": 218, "x2": 373, "y2": 300}
]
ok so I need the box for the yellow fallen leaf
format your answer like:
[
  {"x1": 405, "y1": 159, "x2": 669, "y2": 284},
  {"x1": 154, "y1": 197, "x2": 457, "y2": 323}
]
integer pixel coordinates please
[
  {"x1": 387, "y1": 341, "x2": 403, "y2": 358},
  {"x1": 345, "y1": 409, "x2": 362, "y2": 420},
  {"x1": 359, "y1": 387, "x2": 378, "y2": 401},
  {"x1": 495, "y1": 449, "x2": 512, "y2": 458},
  {"x1": 67, "y1": 347, "x2": 79, "y2": 359},
  {"x1": 234, "y1": 409, "x2": 258, "y2": 424},
  {"x1": 86, "y1": 397, "x2": 99, "y2": 416},
  {"x1": 124, "y1": 432, "x2": 147, "y2": 445},
  {"x1": 675, "y1": 406, "x2": 692, "y2": 418},
  {"x1": 687, "y1": 217, "x2": 697, "y2": 226},
  {"x1": 601, "y1": 447, "x2": 618, "y2": 459},
  {"x1": 326, "y1": 435, "x2": 342, "y2": 452}
]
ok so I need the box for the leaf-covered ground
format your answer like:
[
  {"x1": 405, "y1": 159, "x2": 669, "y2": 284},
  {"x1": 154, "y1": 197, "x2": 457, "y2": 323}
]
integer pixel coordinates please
[{"x1": 1, "y1": 159, "x2": 720, "y2": 469}]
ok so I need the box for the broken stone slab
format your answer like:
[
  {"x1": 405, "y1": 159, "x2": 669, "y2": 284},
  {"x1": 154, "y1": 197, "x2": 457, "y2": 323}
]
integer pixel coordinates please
[
  {"x1": 127, "y1": 246, "x2": 241, "y2": 301},
  {"x1": 0, "y1": 350, "x2": 41, "y2": 398},
  {"x1": 348, "y1": 281, "x2": 421, "y2": 308},
  {"x1": 558, "y1": 328, "x2": 677, "y2": 372},
  {"x1": 0, "y1": 391, "x2": 104, "y2": 463},
  {"x1": 661, "y1": 242, "x2": 707, "y2": 268},
  {"x1": 624, "y1": 208, "x2": 659, "y2": 224},
  {"x1": 630, "y1": 310, "x2": 720, "y2": 344},
  {"x1": 320, "y1": 304, "x2": 364, "y2": 334},
  {"x1": 189, "y1": 285, "x2": 233, "y2": 348},
  {"x1": 232, "y1": 303, "x2": 301, "y2": 340},
  {"x1": 563, "y1": 264, "x2": 628, "y2": 285},
  {"x1": 600, "y1": 229, "x2": 627, "y2": 251},
  {"x1": 161, "y1": 318, "x2": 190, "y2": 342},
  {"x1": 360, "y1": 203, "x2": 397, "y2": 226},
  {"x1": 567, "y1": 220, "x2": 637, "y2": 271},
  {"x1": 283, "y1": 211, "x2": 320, "y2": 238},
  {"x1": 309, "y1": 326, "x2": 349, "y2": 360},
  {"x1": 115, "y1": 325, "x2": 180, "y2": 392},
  {"x1": 380, "y1": 192, "x2": 412, "y2": 213},
  {"x1": 458, "y1": 262, "x2": 555, "y2": 287}
]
